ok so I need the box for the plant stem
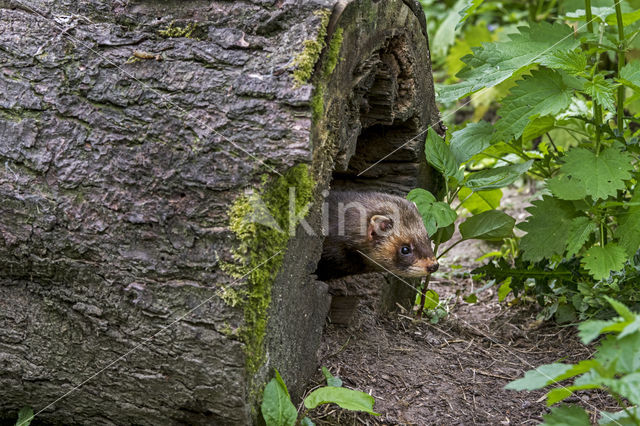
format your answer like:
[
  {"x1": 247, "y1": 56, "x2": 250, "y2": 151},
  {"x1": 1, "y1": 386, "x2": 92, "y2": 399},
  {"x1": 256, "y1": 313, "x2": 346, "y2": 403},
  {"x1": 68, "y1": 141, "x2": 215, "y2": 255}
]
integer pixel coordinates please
[
  {"x1": 614, "y1": 0, "x2": 626, "y2": 131},
  {"x1": 437, "y1": 239, "x2": 464, "y2": 259},
  {"x1": 585, "y1": 0, "x2": 594, "y2": 33}
]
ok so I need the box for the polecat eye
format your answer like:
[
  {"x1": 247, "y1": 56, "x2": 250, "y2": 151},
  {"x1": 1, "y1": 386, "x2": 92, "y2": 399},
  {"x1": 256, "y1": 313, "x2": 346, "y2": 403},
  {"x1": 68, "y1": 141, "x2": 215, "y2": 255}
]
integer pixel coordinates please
[{"x1": 400, "y1": 245, "x2": 412, "y2": 255}]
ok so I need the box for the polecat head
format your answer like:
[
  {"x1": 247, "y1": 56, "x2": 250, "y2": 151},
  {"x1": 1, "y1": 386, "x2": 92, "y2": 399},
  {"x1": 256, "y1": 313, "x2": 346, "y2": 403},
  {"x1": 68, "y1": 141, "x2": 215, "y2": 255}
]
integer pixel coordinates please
[{"x1": 364, "y1": 195, "x2": 438, "y2": 278}]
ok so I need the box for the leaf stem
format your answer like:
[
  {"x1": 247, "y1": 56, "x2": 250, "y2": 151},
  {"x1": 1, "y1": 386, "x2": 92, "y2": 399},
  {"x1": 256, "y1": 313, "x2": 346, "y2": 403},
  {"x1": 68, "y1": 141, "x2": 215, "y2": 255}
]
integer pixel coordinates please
[
  {"x1": 614, "y1": 0, "x2": 626, "y2": 131},
  {"x1": 437, "y1": 239, "x2": 464, "y2": 259},
  {"x1": 585, "y1": 0, "x2": 594, "y2": 33}
]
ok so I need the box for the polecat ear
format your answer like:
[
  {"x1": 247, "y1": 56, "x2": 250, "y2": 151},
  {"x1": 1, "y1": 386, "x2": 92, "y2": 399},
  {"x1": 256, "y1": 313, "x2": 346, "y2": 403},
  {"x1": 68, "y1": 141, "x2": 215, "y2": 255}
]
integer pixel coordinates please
[{"x1": 368, "y1": 215, "x2": 393, "y2": 240}]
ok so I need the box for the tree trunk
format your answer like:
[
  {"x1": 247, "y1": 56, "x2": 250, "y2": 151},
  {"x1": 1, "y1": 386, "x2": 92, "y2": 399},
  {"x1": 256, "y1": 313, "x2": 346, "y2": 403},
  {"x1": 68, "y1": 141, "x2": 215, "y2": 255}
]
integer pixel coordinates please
[{"x1": 0, "y1": 0, "x2": 441, "y2": 424}]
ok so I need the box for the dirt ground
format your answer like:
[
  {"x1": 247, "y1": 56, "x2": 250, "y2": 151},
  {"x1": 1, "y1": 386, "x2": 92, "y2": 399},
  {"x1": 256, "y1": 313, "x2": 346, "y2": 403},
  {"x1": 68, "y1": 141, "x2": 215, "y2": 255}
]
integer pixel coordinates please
[{"x1": 304, "y1": 189, "x2": 618, "y2": 425}]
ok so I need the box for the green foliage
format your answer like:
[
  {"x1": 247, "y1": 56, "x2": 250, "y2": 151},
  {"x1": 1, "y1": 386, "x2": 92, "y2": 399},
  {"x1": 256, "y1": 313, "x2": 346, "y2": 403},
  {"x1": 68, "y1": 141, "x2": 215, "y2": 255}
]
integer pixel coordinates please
[
  {"x1": 428, "y1": 0, "x2": 640, "y2": 318},
  {"x1": 15, "y1": 407, "x2": 33, "y2": 426},
  {"x1": 261, "y1": 368, "x2": 378, "y2": 426},
  {"x1": 506, "y1": 299, "x2": 640, "y2": 425},
  {"x1": 292, "y1": 10, "x2": 331, "y2": 86}
]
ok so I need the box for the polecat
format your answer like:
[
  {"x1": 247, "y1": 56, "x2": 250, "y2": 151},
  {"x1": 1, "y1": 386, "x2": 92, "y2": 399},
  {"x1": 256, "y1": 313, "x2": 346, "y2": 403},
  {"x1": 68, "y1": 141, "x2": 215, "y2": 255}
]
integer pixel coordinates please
[{"x1": 316, "y1": 191, "x2": 439, "y2": 280}]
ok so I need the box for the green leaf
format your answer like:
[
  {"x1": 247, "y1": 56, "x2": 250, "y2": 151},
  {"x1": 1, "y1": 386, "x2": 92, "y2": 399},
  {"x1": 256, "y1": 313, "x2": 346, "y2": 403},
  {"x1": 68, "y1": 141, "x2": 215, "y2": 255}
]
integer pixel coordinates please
[
  {"x1": 597, "y1": 333, "x2": 640, "y2": 373},
  {"x1": 304, "y1": 387, "x2": 379, "y2": 415},
  {"x1": 541, "y1": 405, "x2": 590, "y2": 426},
  {"x1": 464, "y1": 160, "x2": 533, "y2": 190},
  {"x1": 518, "y1": 196, "x2": 577, "y2": 262},
  {"x1": 457, "y1": 0, "x2": 484, "y2": 28},
  {"x1": 618, "y1": 61, "x2": 640, "y2": 90},
  {"x1": 584, "y1": 74, "x2": 618, "y2": 112},
  {"x1": 506, "y1": 363, "x2": 573, "y2": 390},
  {"x1": 494, "y1": 69, "x2": 574, "y2": 142},
  {"x1": 498, "y1": 279, "x2": 512, "y2": 302},
  {"x1": 450, "y1": 121, "x2": 494, "y2": 164},
  {"x1": 604, "y1": 296, "x2": 635, "y2": 322},
  {"x1": 300, "y1": 417, "x2": 315, "y2": 426},
  {"x1": 432, "y1": 0, "x2": 466, "y2": 57},
  {"x1": 407, "y1": 189, "x2": 458, "y2": 236},
  {"x1": 615, "y1": 187, "x2": 640, "y2": 256},
  {"x1": 546, "y1": 50, "x2": 587, "y2": 75},
  {"x1": 548, "y1": 147, "x2": 633, "y2": 201},
  {"x1": 610, "y1": 373, "x2": 640, "y2": 405},
  {"x1": 565, "y1": 217, "x2": 596, "y2": 258},
  {"x1": 16, "y1": 407, "x2": 34, "y2": 426},
  {"x1": 458, "y1": 187, "x2": 502, "y2": 214},
  {"x1": 581, "y1": 243, "x2": 627, "y2": 281},
  {"x1": 423, "y1": 289, "x2": 440, "y2": 310},
  {"x1": 424, "y1": 128, "x2": 461, "y2": 180},
  {"x1": 261, "y1": 370, "x2": 297, "y2": 426},
  {"x1": 446, "y1": 24, "x2": 493, "y2": 78},
  {"x1": 566, "y1": 7, "x2": 614, "y2": 23},
  {"x1": 459, "y1": 210, "x2": 515, "y2": 241},
  {"x1": 605, "y1": 9, "x2": 640, "y2": 26},
  {"x1": 433, "y1": 223, "x2": 456, "y2": 246},
  {"x1": 322, "y1": 367, "x2": 343, "y2": 388},
  {"x1": 438, "y1": 22, "x2": 580, "y2": 103},
  {"x1": 522, "y1": 115, "x2": 556, "y2": 143},
  {"x1": 600, "y1": 407, "x2": 640, "y2": 426},
  {"x1": 578, "y1": 319, "x2": 620, "y2": 344}
]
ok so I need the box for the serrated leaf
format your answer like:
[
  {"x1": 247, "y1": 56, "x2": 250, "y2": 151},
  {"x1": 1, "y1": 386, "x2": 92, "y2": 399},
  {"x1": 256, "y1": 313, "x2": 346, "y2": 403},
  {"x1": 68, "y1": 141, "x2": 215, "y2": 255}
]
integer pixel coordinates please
[
  {"x1": 578, "y1": 319, "x2": 620, "y2": 344},
  {"x1": 464, "y1": 160, "x2": 532, "y2": 190},
  {"x1": 581, "y1": 243, "x2": 627, "y2": 281},
  {"x1": 459, "y1": 210, "x2": 515, "y2": 241},
  {"x1": 546, "y1": 50, "x2": 587, "y2": 75},
  {"x1": 261, "y1": 370, "x2": 297, "y2": 426},
  {"x1": 584, "y1": 74, "x2": 618, "y2": 112},
  {"x1": 505, "y1": 363, "x2": 573, "y2": 390},
  {"x1": 322, "y1": 367, "x2": 342, "y2": 388},
  {"x1": 518, "y1": 196, "x2": 577, "y2": 262},
  {"x1": 16, "y1": 407, "x2": 34, "y2": 426},
  {"x1": 615, "y1": 187, "x2": 640, "y2": 256},
  {"x1": 604, "y1": 296, "x2": 635, "y2": 322},
  {"x1": 565, "y1": 217, "x2": 596, "y2": 258},
  {"x1": 450, "y1": 121, "x2": 494, "y2": 164},
  {"x1": 458, "y1": 187, "x2": 503, "y2": 214},
  {"x1": 424, "y1": 128, "x2": 460, "y2": 179},
  {"x1": 304, "y1": 387, "x2": 379, "y2": 415},
  {"x1": 407, "y1": 189, "x2": 457, "y2": 236},
  {"x1": 541, "y1": 405, "x2": 591, "y2": 426},
  {"x1": 597, "y1": 333, "x2": 640, "y2": 373},
  {"x1": 549, "y1": 147, "x2": 633, "y2": 201},
  {"x1": 522, "y1": 115, "x2": 556, "y2": 143},
  {"x1": 494, "y1": 69, "x2": 574, "y2": 142},
  {"x1": 610, "y1": 373, "x2": 640, "y2": 405},
  {"x1": 618, "y1": 61, "x2": 640, "y2": 90},
  {"x1": 438, "y1": 22, "x2": 579, "y2": 103},
  {"x1": 446, "y1": 25, "x2": 493, "y2": 78}
]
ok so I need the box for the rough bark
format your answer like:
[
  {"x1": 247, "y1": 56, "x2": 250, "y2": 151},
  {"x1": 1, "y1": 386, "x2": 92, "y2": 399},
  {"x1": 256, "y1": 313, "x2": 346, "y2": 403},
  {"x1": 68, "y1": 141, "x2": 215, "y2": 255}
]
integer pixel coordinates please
[{"x1": 0, "y1": 0, "x2": 440, "y2": 424}]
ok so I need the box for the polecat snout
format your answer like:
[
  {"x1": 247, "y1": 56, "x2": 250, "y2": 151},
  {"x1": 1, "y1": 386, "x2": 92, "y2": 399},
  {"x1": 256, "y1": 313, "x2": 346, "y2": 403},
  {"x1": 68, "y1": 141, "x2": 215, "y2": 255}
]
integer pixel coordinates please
[{"x1": 316, "y1": 191, "x2": 439, "y2": 280}]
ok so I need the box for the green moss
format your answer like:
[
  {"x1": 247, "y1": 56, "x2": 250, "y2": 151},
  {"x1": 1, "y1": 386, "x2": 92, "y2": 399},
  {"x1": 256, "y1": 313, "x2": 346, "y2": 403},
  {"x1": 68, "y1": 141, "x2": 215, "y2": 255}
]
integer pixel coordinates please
[
  {"x1": 225, "y1": 164, "x2": 315, "y2": 377},
  {"x1": 158, "y1": 21, "x2": 197, "y2": 38},
  {"x1": 292, "y1": 10, "x2": 331, "y2": 85},
  {"x1": 323, "y1": 28, "x2": 343, "y2": 78},
  {"x1": 310, "y1": 27, "x2": 344, "y2": 123}
]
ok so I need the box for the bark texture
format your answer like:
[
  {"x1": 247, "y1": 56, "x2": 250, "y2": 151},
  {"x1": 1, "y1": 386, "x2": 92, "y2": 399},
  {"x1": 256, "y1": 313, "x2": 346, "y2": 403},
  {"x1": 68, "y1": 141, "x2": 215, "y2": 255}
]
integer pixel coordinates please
[{"x1": 0, "y1": 0, "x2": 440, "y2": 424}]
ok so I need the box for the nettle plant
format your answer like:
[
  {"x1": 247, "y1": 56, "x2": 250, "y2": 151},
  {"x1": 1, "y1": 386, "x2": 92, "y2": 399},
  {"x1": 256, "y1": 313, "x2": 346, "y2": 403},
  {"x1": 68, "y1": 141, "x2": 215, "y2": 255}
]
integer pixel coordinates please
[
  {"x1": 414, "y1": 0, "x2": 640, "y2": 319},
  {"x1": 506, "y1": 297, "x2": 640, "y2": 425}
]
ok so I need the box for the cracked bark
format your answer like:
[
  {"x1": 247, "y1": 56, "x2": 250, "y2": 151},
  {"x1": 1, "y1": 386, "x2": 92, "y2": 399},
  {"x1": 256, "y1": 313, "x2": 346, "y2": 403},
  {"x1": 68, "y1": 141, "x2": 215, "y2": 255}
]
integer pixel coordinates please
[{"x1": 0, "y1": 0, "x2": 440, "y2": 424}]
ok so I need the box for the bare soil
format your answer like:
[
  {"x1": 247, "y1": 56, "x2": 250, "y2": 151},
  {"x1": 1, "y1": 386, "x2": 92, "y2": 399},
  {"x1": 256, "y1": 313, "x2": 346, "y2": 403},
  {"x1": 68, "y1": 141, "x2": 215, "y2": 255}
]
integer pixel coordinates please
[{"x1": 304, "y1": 189, "x2": 618, "y2": 425}]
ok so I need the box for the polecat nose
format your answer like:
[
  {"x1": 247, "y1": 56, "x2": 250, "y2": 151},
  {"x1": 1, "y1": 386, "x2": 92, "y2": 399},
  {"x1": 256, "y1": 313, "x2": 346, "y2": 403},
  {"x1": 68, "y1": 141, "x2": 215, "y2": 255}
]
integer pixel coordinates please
[{"x1": 427, "y1": 262, "x2": 439, "y2": 273}]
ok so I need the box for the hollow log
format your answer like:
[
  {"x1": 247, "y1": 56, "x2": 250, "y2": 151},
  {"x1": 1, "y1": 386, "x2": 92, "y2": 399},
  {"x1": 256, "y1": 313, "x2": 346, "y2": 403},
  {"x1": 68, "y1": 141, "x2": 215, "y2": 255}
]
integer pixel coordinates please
[{"x1": 0, "y1": 0, "x2": 441, "y2": 423}]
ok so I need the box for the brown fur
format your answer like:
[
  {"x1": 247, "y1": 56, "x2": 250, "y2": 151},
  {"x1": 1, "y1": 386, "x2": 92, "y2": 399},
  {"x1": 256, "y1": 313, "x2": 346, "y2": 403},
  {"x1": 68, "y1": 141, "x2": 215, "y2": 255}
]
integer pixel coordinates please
[{"x1": 316, "y1": 191, "x2": 438, "y2": 280}]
